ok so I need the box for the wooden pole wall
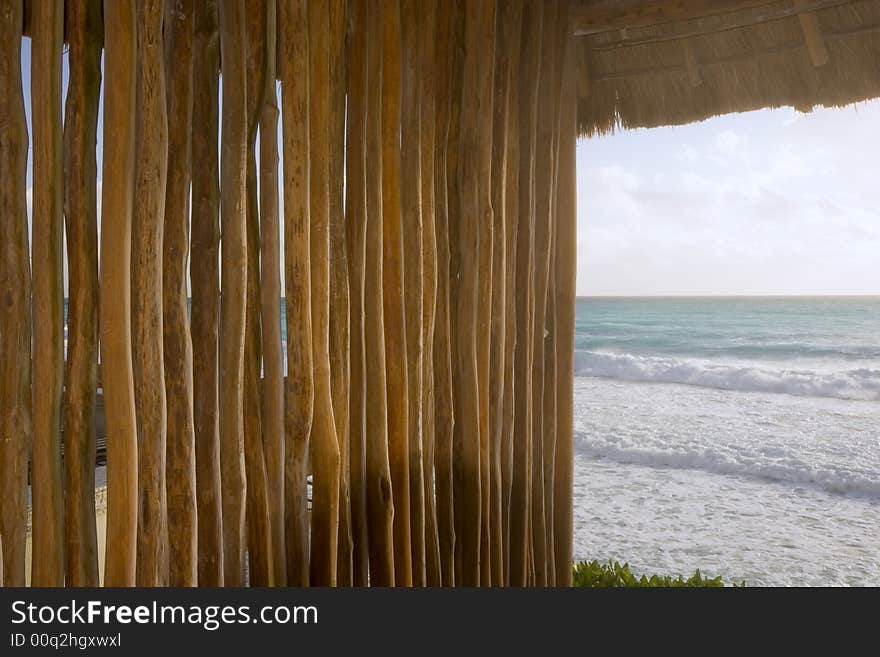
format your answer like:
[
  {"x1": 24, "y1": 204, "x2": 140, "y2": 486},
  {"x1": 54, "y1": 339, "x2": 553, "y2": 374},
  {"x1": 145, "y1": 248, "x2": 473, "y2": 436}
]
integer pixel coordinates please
[{"x1": 12, "y1": 0, "x2": 578, "y2": 589}]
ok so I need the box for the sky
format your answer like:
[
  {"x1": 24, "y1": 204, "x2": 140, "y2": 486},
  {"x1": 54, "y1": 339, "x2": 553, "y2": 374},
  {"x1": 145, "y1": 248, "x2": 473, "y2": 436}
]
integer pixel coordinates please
[{"x1": 19, "y1": 41, "x2": 880, "y2": 298}]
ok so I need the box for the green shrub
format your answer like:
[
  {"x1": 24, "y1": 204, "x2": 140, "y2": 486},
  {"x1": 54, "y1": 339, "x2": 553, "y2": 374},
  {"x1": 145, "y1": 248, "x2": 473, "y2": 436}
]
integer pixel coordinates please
[{"x1": 572, "y1": 560, "x2": 743, "y2": 587}]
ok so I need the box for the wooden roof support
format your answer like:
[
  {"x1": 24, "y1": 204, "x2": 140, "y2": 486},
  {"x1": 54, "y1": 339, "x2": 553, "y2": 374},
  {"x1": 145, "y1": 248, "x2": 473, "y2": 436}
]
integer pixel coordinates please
[
  {"x1": 797, "y1": 7, "x2": 830, "y2": 66},
  {"x1": 681, "y1": 39, "x2": 702, "y2": 86}
]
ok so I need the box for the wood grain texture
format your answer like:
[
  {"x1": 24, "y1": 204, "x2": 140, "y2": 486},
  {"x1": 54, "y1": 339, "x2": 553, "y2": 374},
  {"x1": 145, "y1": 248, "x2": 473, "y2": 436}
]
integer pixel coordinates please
[
  {"x1": 133, "y1": 0, "x2": 169, "y2": 587},
  {"x1": 30, "y1": 0, "x2": 66, "y2": 587},
  {"x1": 260, "y1": 0, "x2": 286, "y2": 587},
  {"x1": 100, "y1": 0, "x2": 140, "y2": 588},
  {"x1": 308, "y1": 0, "x2": 341, "y2": 587},
  {"x1": 509, "y1": 0, "x2": 543, "y2": 587},
  {"x1": 0, "y1": 0, "x2": 32, "y2": 588},
  {"x1": 363, "y1": 0, "x2": 395, "y2": 587},
  {"x1": 345, "y1": 0, "x2": 371, "y2": 587},
  {"x1": 63, "y1": 0, "x2": 103, "y2": 587},
  {"x1": 400, "y1": 0, "x2": 426, "y2": 587},
  {"x1": 163, "y1": 0, "x2": 197, "y2": 587},
  {"x1": 191, "y1": 0, "x2": 224, "y2": 587},
  {"x1": 218, "y1": 0, "x2": 249, "y2": 587},
  {"x1": 280, "y1": 0, "x2": 312, "y2": 588},
  {"x1": 381, "y1": 0, "x2": 412, "y2": 587}
]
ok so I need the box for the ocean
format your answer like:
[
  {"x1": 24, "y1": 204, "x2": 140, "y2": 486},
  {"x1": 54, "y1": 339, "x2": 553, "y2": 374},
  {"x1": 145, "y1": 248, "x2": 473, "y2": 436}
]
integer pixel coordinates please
[{"x1": 571, "y1": 297, "x2": 880, "y2": 586}]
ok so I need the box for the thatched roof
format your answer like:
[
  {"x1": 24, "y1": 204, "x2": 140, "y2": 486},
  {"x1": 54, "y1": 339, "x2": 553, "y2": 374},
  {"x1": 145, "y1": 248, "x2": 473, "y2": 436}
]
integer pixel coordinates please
[{"x1": 572, "y1": 0, "x2": 880, "y2": 135}]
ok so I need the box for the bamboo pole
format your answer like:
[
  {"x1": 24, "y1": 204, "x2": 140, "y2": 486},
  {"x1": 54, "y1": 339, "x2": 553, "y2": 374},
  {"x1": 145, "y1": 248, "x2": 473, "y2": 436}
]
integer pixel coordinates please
[
  {"x1": 62, "y1": 0, "x2": 102, "y2": 587},
  {"x1": 218, "y1": 0, "x2": 249, "y2": 587},
  {"x1": 101, "y1": 0, "x2": 139, "y2": 588},
  {"x1": 455, "y1": 0, "x2": 496, "y2": 587},
  {"x1": 30, "y1": 0, "x2": 66, "y2": 587},
  {"x1": 163, "y1": 0, "x2": 197, "y2": 588},
  {"x1": 133, "y1": 0, "x2": 169, "y2": 587},
  {"x1": 400, "y1": 0, "x2": 426, "y2": 587},
  {"x1": 364, "y1": 0, "x2": 395, "y2": 587},
  {"x1": 191, "y1": 0, "x2": 224, "y2": 587},
  {"x1": 329, "y1": 0, "x2": 353, "y2": 588},
  {"x1": 308, "y1": 0, "x2": 341, "y2": 587},
  {"x1": 489, "y1": 0, "x2": 523, "y2": 587},
  {"x1": 244, "y1": 0, "x2": 273, "y2": 587},
  {"x1": 432, "y1": 0, "x2": 456, "y2": 587},
  {"x1": 509, "y1": 0, "x2": 543, "y2": 587},
  {"x1": 381, "y1": 0, "x2": 412, "y2": 587},
  {"x1": 0, "y1": 0, "x2": 31, "y2": 588},
  {"x1": 553, "y1": 34, "x2": 578, "y2": 588},
  {"x1": 420, "y1": 0, "x2": 442, "y2": 588},
  {"x1": 260, "y1": 0, "x2": 286, "y2": 587},
  {"x1": 501, "y1": 0, "x2": 524, "y2": 587},
  {"x1": 345, "y1": 0, "x2": 370, "y2": 587},
  {"x1": 280, "y1": 0, "x2": 312, "y2": 588}
]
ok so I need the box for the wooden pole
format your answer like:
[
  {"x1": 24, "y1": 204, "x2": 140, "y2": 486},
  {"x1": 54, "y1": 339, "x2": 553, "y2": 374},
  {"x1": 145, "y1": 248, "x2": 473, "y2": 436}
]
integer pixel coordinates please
[
  {"x1": 529, "y1": 0, "x2": 561, "y2": 587},
  {"x1": 501, "y1": 0, "x2": 524, "y2": 587},
  {"x1": 400, "y1": 0, "x2": 426, "y2": 587},
  {"x1": 280, "y1": 0, "x2": 312, "y2": 588},
  {"x1": 509, "y1": 0, "x2": 543, "y2": 587},
  {"x1": 218, "y1": 0, "x2": 249, "y2": 587},
  {"x1": 489, "y1": 0, "x2": 524, "y2": 587},
  {"x1": 381, "y1": 0, "x2": 412, "y2": 587},
  {"x1": 419, "y1": 0, "x2": 442, "y2": 588},
  {"x1": 0, "y1": 0, "x2": 31, "y2": 588},
  {"x1": 163, "y1": 0, "x2": 197, "y2": 588},
  {"x1": 329, "y1": 0, "x2": 353, "y2": 588},
  {"x1": 191, "y1": 0, "x2": 224, "y2": 587},
  {"x1": 133, "y1": 0, "x2": 169, "y2": 587},
  {"x1": 308, "y1": 0, "x2": 341, "y2": 587},
  {"x1": 345, "y1": 0, "x2": 371, "y2": 587},
  {"x1": 260, "y1": 0, "x2": 287, "y2": 587},
  {"x1": 455, "y1": 0, "x2": 496, "y2": 587},
  {"x1": 62, "y1": 0, "x2": 102, "y2": 587},
  {"x1": 101, "y1": 0, "x2": 139, "y2": 588},
  {"x1": 244, "y1": 0, "x2": 273, "y2": 587},
  {"x1": 30, "y1": 0, "x2": 66, "y2": 587},
  {"x1": 554, "y1": 34, "x2": 578, "y2": 588},
  {"x1": 432, "y1": 0, "x2": 457, "y2": 587},
  {"x1": 364, "y1": 0, "x2": 396, "y2": 587}
]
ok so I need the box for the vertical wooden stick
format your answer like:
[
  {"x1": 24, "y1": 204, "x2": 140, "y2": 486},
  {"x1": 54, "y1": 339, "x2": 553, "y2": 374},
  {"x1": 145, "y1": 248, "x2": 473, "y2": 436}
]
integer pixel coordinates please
[
  {"x1": 163, "y1": 0, "x2": 197, "y2": 588},
  {"x1": 400, "y1": 0, "x2": 426, "y2": 587},
  {"x1": 260, "y1": 0, "x2": 287, "y2": 587},
  {"x1": 345, "y1": 0, "x2": 371, "y2": 587},
  {"x1": 364, "y1": 0, "x2": 396, "y2": 587},
  {"x1": 191, "y1": 0, "x2": 224, "y2": 587},
  {"x1": 63, "y1": 0, "x2": 102, "y2": 587},
  {"x1": 218, "y1": 0, "x2": 249, "y2": 587},
  {"x1": 0, "y1": 0, "x2": 32, "y2": 588},
  {"x1": 101, "y1": 0, "x2": 139, "y2": 588},
  {"x1": 381, "y1": 0, "x2": 412, "y2": 587},
  {"x1": 133, "y1": 0, "x2": 169, "y2": 587},
  {"x1": 308, "y1": 0, "x2": 341, "y2": 587},
  {"x1": 420, "y1": 0, "x2": 442, "y2": 588},
  {"x1": 244, "y1": 0, "x2": 274, "y2": 587},
  {"x1": 31, "y1": 0, "x2": 66, "y2": 587},
  {"x1": 329, "y1": 0, "x2": 353, "y2": 588},
  {"x1": 280, "y1": 0, "x2": 312, "y2": 588},
  {"x1": 432, "y1": 0, "x2": 457, "y2": 587},
  {"x1": 509, "y1": 0, "x2": 543, "y2": 587}
]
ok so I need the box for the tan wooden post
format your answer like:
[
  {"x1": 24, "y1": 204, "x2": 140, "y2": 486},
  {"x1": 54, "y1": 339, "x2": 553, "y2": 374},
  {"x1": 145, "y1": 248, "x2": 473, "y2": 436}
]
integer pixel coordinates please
[
  {"x1": 163, "y1": 0, "x2": 197, "y2": 588},
  {"x1": 63, "y1": 0, "x2": 103, "y2": 587},
  {"x1": 101, "y1": 0, "x2": 139, "y2": 588},
  {"x1": 308, "y1": 0, "x2": 342, "y2": 587},
  {"x1": 191, "y1": 0, "x2": 224, "y2": 587},
  {"x1": 0, "y1": 0, "x2": 32, "y2": 588},
  {"x1": 364, "y1": 0, "x2": 396, "y2": 587},
  {"x1": 30, "y1": 0, "x2": 66, "y2": 587},
  {"x1": 218, "y1": 0, "x2": 249, "y2": 587}
]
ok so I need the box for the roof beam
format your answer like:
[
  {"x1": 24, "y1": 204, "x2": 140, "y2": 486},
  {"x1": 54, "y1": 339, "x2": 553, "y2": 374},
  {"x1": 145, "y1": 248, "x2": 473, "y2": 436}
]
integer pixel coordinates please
[{"x1": 571, "y1": 0, "x2": 784, "y2": 36}]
